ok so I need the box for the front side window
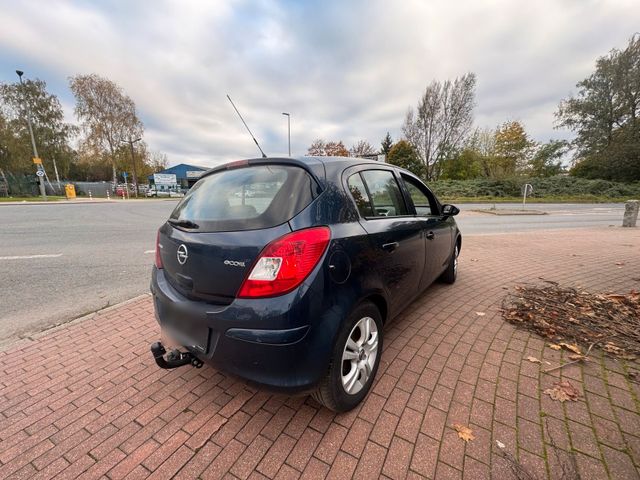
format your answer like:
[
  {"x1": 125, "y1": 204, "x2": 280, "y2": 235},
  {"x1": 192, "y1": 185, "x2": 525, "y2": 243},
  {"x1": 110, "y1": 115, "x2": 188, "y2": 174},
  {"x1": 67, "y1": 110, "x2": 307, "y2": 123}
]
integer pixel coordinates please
[
  {"x1": 360, "y1": 170, "x2": 408, "y2": 217},
  {"x1": 401, "y1": 174, "x2": 436, "y2": 216}
]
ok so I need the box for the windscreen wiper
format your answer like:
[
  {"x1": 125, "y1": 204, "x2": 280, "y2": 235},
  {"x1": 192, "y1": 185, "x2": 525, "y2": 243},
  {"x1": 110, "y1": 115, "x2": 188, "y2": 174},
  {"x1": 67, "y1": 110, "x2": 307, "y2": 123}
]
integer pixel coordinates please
[{"x1": 168, "y1": 218, "x2": 200, "y2": 229}]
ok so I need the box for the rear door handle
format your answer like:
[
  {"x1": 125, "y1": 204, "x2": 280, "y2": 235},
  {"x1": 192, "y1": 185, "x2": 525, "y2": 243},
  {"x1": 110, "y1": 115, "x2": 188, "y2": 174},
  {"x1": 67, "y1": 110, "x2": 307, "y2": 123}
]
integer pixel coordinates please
[
  {"x1": 382, "y1": 242, "x2": 399, "y2": 253},
  {"x1": 425, "y1": 231, "x2": 435, "y2": 240}
]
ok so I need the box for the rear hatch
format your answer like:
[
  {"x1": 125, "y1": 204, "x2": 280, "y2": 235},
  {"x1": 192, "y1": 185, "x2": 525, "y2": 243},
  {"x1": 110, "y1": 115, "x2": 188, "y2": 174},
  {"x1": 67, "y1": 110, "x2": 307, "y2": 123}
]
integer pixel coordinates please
[{"x1": 158, "y1": 162, "x2": 320, "y2": 304}]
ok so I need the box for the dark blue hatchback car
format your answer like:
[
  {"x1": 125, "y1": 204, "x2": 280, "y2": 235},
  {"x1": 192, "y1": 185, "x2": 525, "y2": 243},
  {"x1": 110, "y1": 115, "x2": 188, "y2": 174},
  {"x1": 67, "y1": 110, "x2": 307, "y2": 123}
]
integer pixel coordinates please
[{"x1": 150, "y1": 156, "x2": 461, "y2": 411}]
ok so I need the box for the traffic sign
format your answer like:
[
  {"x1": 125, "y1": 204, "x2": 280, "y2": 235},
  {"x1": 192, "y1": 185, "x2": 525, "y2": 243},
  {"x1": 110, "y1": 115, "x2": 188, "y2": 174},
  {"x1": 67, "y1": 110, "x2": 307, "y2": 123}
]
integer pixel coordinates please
[{"x1": 36, "y1": 170, "x2": 45, "y2": 177}]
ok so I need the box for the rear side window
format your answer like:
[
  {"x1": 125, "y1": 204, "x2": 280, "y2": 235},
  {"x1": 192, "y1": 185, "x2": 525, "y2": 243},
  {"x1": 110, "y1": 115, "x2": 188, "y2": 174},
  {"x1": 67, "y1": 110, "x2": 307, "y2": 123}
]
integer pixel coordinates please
[
  {"x1": 170, "y1": 165, "x2": 318, "y2": 232},
  {"x1": 360, "y1": 170, "x2": 408, "y2": 217}
]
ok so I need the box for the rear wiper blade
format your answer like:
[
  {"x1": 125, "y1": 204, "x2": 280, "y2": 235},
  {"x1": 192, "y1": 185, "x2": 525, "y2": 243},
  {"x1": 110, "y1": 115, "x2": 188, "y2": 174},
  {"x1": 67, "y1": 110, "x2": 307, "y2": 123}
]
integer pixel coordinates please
[{"x1": 168, "y1": 218, "x2": 200, "y2": 229}]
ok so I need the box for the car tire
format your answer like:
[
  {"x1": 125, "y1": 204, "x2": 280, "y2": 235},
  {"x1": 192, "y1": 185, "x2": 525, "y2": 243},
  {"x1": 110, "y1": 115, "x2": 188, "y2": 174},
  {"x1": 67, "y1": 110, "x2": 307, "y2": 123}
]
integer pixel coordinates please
[
  {"x1": 440, "y1": 243, "x2": 459, "y2": 284},
  {"x1": 312, "y1": 301, "x2": 383, "y2": 412}
]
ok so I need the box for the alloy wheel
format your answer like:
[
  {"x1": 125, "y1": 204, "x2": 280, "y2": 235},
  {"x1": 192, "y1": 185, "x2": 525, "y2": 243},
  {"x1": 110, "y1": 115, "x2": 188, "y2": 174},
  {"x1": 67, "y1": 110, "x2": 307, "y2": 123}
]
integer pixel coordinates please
[
  {"x1": 454, "y1": 245, "x2": 459, "y2": 276},
  {"x1": 341, "y1": 316, "x2": 379, "y2": 395}
]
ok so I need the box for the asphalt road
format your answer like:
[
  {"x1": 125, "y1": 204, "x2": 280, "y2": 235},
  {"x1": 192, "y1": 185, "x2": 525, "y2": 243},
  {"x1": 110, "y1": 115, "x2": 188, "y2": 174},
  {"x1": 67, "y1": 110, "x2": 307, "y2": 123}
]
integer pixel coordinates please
[
  {"x1": 0, "y1": 201, "x2": 628, "y2": 344},
  {"x1": 456, "y1": 202, "x2": 626, "y2": 235},
  {"x1": 0, "y1": 200, "x2": 176, "y2": 345}
]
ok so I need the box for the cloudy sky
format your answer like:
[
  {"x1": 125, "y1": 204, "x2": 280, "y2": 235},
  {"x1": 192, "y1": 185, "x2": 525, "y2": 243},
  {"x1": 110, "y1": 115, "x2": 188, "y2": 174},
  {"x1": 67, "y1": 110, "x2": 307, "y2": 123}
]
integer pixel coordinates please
[{"x1": 1, "y1": 0, "x2": 638, "y2": 167}]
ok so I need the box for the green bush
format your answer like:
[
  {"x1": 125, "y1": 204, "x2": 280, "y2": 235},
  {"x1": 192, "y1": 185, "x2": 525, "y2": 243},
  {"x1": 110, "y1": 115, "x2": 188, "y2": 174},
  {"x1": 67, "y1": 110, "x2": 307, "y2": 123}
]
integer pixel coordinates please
[{"x1": 428, "y1": 176, "x2": 640, "y2": 200}]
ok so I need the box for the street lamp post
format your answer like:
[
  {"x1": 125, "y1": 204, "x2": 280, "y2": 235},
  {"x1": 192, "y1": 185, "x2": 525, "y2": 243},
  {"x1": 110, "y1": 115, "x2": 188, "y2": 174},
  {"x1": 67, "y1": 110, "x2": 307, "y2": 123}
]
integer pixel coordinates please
[
  {"x1": 282, "y1": 112, "x2": 290, "y2": 156},
  {"x1": 16, "y1": 70, "x2": 46, "y2": 200},
  {"x1": 122, "y1": 137, "x2": 142, "y2": 197}
]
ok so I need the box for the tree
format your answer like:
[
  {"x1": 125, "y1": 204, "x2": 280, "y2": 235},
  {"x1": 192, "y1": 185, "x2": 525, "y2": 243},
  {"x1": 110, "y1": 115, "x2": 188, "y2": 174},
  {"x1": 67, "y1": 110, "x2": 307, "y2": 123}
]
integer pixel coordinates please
[
  {"x1": 306, "y1": 139, "x2": 349, "y2": 156},
  {"x1": 149, "y1": 151, "x2": 169, "y2": 172},
  {"x1": 493, "y1": 121, "x2": 535, "y2": 175},
  {"x1": 387, "y1": 140, "x2": 425, "y2": 177},
  {"x1": 69, "y1": 74, "x2": 143, "y2": 184},
  {"x1": 350, "y1": 140, "x2": 375, "y2": 157},
  {"x1": 325, "y1": 141, "x2": 349, "y2": 157},
  {"x1": 529, "y1": 140, "x2": 567, "y2": 177},
  {"x1": 570, "y1": 126, "x2": 640, "y2": 181},
  {"x1": 307, "y1": 139, "x2": 326, "y2": 156},
  {"x1": 557, "y1": 35, "x2": 640, "y2": 181},
  {"x1": 402, "y1": 73, "x2": 476, "y2": 180},
  {"x1": 439, "y1": 148, "x2": 482, "y2": 180},
  {"x1": 0, "y1": 78, "x2": 75, "y2": 177},
  {"x1": 464, "y1": 128, "x2": 498, "y2": 178},
  {"x1": 380, "y1": 132, "x2": 393, "y2": 156}
]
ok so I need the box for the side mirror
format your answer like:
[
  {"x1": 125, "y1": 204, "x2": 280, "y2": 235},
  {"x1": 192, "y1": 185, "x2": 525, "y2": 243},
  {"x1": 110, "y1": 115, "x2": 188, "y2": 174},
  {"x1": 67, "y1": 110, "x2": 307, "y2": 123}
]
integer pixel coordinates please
[{"x1": 441, "y1": 204, "x2": 460, "y2": 216}]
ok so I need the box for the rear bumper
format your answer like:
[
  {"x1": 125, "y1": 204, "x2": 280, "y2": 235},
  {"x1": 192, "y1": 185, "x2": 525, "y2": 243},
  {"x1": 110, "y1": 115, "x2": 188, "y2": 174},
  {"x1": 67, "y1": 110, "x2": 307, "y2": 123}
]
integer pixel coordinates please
[{"x1": 150, "y1": 266, "x2": 335, "y2": 392}]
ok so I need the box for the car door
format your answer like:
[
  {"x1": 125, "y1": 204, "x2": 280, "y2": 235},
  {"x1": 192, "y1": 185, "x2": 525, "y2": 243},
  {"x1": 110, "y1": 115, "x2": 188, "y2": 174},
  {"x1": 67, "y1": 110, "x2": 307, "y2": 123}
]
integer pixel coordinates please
[
  {"x1": 398, "y1": 173, "x2": 453, "y2": 288},
  {"x1": 345, "y1": 168, "x2": 426, "y2": 315}
]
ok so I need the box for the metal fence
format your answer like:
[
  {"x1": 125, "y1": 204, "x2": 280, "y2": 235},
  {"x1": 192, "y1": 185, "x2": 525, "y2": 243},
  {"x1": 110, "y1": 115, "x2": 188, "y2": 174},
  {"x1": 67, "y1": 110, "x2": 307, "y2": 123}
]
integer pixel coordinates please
[
  {"x1": 72, "y1": 181, "x2": 112, "y2": 197},
  {"x1": 2, "y1": 174, "x2": 116, "y2": 197}
]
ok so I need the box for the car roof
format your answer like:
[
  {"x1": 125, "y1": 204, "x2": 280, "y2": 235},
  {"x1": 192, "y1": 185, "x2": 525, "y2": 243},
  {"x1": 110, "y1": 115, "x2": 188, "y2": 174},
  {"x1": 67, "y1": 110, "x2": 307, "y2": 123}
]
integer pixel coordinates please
[
  {"x1": 293, "y1": 155, "x2": 382, "y2": 168},
  {"x1": 199, "y1": 155, "x2": 415, "y2": 192}
]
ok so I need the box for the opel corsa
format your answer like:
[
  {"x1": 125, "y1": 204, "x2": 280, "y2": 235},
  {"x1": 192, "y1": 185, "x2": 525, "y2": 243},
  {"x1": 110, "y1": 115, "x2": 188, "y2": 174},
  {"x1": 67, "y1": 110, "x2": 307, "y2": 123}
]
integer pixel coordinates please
[{"x1": 150, "y1": 156, "x2": 461, "y2": 412}]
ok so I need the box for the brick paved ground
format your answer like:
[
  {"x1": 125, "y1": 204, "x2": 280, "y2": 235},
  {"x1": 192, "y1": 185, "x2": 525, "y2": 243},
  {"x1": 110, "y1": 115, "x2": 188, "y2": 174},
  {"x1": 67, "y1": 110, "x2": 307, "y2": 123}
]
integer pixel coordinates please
[{"x1": 1, "y1": 227, "x2": 639, "y2": 480}]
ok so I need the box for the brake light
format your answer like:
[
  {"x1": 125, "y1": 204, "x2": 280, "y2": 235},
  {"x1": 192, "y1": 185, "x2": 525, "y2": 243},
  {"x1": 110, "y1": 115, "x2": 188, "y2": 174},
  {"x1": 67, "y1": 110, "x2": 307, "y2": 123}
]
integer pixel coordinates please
[
  {"x1": 155, "y1": 230, "x2": 163, "y2": 269},
  {"x1": 237, "y1": 227, "x2": 331, "y2": 298}
]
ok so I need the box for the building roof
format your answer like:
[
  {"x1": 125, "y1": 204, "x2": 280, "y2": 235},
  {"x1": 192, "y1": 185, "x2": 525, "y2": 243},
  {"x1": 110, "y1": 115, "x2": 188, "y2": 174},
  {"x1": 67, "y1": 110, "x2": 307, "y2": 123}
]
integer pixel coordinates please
[{"x1": 148, "y1": 163, "x2": 209, "y2": 180}]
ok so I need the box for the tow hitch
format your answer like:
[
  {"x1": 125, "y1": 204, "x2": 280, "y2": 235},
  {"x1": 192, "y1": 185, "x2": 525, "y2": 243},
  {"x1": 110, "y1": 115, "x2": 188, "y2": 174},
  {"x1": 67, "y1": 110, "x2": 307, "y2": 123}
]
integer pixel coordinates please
[{"x1": 150, "y1": 342, "x2": 204, "y2": 369}]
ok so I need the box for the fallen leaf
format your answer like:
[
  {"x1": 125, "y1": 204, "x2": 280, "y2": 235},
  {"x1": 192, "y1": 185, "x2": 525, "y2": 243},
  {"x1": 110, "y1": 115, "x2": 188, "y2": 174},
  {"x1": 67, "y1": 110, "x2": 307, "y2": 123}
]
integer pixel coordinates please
[
  {"x1": 559, "y1": 343, "x2": 582, "y2": 355},
  {"x1": 544, "y1": 381, "x2": 580, "y2": 402},
  {"x1": 568, "y1": 354, "x2": 587, "y2": 361},
  {"x1": 526, "y1": 356, "x2": 541, "y2": 364},
  {"x1": 495, "y1": 440, "x2": 506, "y2": 449},
  {"x1": 606, "y1": 294, "x2": 627, "y2": 301},
  {"x1": 452, "y1": 424, "x2": 475, "y2": 442},
  {"x1": 603, "y1": 342, "x2": 622, "y2": 354},
  {"x1": 475, "y1": 312, "x2": 486, "y2": 317},
  {"x1": 548, "y1": 344, "x2": 562, "y2": 350}
]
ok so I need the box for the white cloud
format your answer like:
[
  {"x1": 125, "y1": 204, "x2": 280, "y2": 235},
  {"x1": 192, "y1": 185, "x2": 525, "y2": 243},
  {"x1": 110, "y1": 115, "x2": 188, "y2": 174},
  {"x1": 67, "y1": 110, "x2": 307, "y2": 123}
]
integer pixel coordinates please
[{"x1": 1, "y1": 0, "x2": 638, "y2": 167}]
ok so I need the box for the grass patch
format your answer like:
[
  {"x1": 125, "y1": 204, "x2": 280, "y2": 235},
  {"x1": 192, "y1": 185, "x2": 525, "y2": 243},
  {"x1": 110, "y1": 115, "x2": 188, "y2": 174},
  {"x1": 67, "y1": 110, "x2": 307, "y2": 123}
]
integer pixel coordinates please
[
  {"x1": 0, "y1": 195, "x2": 67, "y2": 202},
  {"x1": 430, "y1": 176, "x2": 640, "y2": 201},
  {"x1": 442, "y1": 195, "x2": 631, "y2": 204}
]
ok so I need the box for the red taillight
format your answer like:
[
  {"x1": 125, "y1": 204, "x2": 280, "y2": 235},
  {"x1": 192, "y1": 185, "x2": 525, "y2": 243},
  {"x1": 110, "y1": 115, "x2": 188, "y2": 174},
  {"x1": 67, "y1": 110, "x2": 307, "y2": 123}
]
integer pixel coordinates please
[
  {"x1": 237, "y1": 227, "x2": 331, "y2": 298},
  {"x1": 155, "y1": 230, "x2": 163, "y2": 269}
]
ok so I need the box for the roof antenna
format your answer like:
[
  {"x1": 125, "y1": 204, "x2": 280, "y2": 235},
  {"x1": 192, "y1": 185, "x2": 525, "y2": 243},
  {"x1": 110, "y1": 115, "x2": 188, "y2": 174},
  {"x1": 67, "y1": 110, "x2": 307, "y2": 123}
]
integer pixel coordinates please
[{"x1": 226, "y1": 94, "x2": 267, "y2": 158}]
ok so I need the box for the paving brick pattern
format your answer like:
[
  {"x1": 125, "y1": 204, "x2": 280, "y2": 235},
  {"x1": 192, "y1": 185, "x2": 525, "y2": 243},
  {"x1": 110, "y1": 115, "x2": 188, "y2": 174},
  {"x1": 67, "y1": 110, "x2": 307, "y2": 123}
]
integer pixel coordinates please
[{"x1": 1, "y1": 227, "x2": 639, "y2": 479}]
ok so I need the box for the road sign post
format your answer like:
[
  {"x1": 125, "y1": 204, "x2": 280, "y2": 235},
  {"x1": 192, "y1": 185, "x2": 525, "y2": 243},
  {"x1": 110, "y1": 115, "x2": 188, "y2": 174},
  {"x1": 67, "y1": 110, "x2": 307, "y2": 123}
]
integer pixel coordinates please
[{"x1": 123, "y1": 172, "x2": 130, "y2": 200}]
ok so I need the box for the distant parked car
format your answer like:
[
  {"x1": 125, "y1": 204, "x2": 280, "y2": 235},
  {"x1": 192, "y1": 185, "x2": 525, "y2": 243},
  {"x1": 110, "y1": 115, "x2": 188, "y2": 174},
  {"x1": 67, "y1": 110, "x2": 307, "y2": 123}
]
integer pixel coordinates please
[
  {"x1": 150, "y1": 156, "x2": 461, "y2": 412},
  {"x1": 147, "y1": 187, "x2": 171, "y2": 198}
]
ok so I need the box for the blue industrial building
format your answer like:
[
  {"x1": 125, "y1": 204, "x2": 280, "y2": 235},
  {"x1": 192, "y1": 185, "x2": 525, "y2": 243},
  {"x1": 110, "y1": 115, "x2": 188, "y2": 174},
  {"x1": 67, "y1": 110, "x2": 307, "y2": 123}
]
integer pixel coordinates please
[{"x1": 148, "y1": 163, "x2": 209, "y2": 188}]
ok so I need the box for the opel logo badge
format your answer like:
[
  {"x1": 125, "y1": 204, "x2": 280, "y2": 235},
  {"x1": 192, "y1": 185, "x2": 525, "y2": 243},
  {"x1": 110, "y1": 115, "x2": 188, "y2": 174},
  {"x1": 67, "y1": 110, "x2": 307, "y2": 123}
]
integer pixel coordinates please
[{"x1": 177, "y1": 244, "x2": 188, "y2": 265}]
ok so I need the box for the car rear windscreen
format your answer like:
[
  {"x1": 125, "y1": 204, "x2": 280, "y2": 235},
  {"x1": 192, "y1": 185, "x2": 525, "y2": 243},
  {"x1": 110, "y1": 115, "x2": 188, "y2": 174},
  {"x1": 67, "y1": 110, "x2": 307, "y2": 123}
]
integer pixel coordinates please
[{"x1": 169, "y1": 164, "x2": 319, "y2": 232}]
